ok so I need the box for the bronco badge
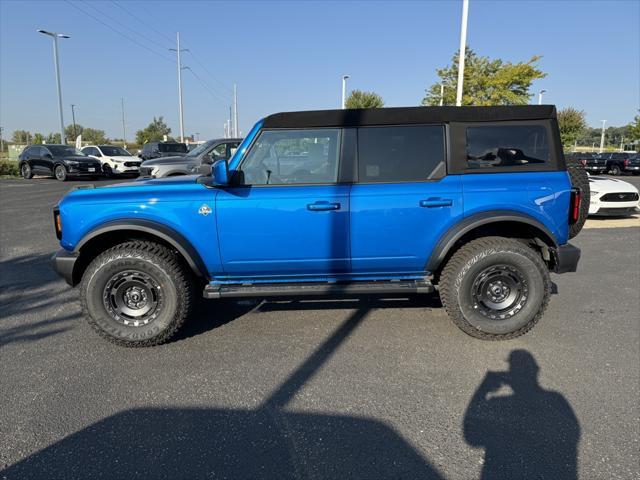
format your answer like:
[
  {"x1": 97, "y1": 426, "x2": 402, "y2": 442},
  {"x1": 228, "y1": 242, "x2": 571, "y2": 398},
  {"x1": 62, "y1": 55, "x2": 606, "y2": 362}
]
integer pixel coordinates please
[{"x1": 198, "y1": 204, "x2": 212, "y2": 216}]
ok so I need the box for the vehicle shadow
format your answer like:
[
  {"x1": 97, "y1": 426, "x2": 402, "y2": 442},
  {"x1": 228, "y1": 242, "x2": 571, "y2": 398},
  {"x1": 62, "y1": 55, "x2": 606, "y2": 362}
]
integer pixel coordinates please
[
  {"x1": 464, "y1": 350, "x2": 580, "y2": 480},
  {"x1": 1, "y1": 308, "x2": 446, "y2": 480}
]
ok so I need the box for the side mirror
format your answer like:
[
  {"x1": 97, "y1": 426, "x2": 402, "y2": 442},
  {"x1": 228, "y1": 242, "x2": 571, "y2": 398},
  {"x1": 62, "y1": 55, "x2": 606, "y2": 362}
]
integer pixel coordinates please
[
  {"x1": 211, "y1": 159, "x2": 229, "y2": 185},
  {"x1": 199, "y1": 164, "x2": 212, "y2": 176},
  {"x1": 94, "y1": 152, "x2": 102, "y2": 157}
]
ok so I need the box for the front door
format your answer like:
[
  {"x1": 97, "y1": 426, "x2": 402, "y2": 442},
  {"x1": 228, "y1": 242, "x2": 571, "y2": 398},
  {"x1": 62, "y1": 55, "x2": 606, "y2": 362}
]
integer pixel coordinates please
[
  {"x1": 216, "y1": 128, "x2": 349, "y2": 280},
  {"x1": 349, "y1": 125, "x2": 463, "y2": 275}
]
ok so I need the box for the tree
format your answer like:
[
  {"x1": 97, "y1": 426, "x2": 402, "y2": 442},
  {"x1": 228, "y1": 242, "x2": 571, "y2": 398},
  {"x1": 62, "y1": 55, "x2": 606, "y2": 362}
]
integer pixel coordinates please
[
  {"x1": 11, "y1": 130, "x2": 31, "y2": 143},
  {"x1": 422, "y1": 47, "x2": 546, "y2": 106},
  {"x1": 82, "y1": 128, "x2": 108, "y2": 144},
  {"x1": 136, "y1": 116, "x2": 171, "y2": 144},
  {"x1": 345, "y1": 90, "x2": 385, "y2": 109},
  {"x1": 32, "y1": 133, "x2": 45, "y2": 145},
  {"x1": 628, "y1": 112, "x2": 640, "y2": 141},
  {"x1": 45, "y1": 132, "x2": 62, "y2": 144},
  {"x1": 65, "y1": 123, "x2": 84, "y2": 140},
  {"x1": 557, "y1": 108, "x2": 587, "y2": 150}
]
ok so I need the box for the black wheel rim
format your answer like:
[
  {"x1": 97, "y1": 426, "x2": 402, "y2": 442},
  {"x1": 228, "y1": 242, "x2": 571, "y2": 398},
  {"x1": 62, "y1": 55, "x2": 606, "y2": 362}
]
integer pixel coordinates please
[
  {"x1": 471, "y1": 264, "x2": 528, "y2": 320},
  {"x1": 103, "y1": 270, "x2": 164, "y2": 327},
  {"x1": 55, "y1": 166, "x2": 65, "y2": 180}
]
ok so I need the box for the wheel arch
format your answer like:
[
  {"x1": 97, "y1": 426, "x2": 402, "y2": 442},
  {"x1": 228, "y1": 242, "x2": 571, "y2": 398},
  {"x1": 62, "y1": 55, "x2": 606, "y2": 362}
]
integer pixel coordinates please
[
  {"x1": 427, "y1": 211, "x2": 559, "y2": 280},
  {"x1": 71, "y1": 219, "x2": 208, "y2": 286}
]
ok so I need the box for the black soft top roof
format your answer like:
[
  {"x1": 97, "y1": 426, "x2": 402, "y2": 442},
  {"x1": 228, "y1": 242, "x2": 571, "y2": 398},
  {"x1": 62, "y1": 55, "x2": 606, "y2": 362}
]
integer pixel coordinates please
[{"x1": 263, "y1": 105, "x2": 557, "y2": 129}]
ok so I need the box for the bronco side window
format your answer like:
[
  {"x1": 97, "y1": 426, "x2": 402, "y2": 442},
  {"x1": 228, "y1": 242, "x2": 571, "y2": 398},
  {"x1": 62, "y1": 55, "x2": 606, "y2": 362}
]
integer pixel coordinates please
[
  {"x1": 240, "y1": 129, "x2": 341, "y2": 185},
  {"x1": 357, "y1": 125, "x2": 446, "y2": 183},
  {"x1": 466, "y1": 125, "x2": 549, "y2": 169}
]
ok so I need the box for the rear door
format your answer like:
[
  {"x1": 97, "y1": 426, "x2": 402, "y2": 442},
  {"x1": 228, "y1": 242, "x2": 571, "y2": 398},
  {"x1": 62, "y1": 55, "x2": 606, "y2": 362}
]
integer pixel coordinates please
[
  {"x1": 216, "y1": 128, "x2": 350, "y2": 280},
  {"x1": 349, "y1": 125, "x2": 463, "y2": 275}
]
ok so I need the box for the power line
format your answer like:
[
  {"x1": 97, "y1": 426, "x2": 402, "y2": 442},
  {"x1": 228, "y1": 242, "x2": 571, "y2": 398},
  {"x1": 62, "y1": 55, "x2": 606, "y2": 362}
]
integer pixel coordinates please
[
  {"x1": 186, "y1": 50, "x2": 233, "y2": 96},
  {"x1": 64, "y1": 0, "x2": 174, "y2": 63},
  {"x1": 187, "y1": 68, "x2": 230, "y2": 107},
  {"x1": 110, "y1": 0, "x2": 175, "y2": 45}
]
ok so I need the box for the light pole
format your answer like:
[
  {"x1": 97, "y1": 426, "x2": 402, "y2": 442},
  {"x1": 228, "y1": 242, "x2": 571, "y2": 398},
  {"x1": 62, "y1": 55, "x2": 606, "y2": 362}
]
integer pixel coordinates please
[
  {"x1": 38, "y1": 29, "x2": 69, "y2": 144},
  {"x1": 233, "y1": 84, "x2": 238, "y2": 138},
  {"x1": 538, "y1": 89, "x2": 547, "y2": 105},
  {"x1": 599, "y1": 120, "x2": 607, "y2": 153},
  {"x1": 439, "y1": 84, "x2": 445, "y2": 106},
  {"x1": 455, "y1": 0, "x2": 469, "y2": 106},
  {"x1": 195, "y1": 132, "x2": 200, "y2": 142},
  {"x1": 70, "y1": 104, "x2": 77, "y2": 138},
  {"x1": 121, "y1": 97, "x2": 127, "y2": 149},
  {"x1": 341, "y1": 75, "x2": 350, "y2": 109}
]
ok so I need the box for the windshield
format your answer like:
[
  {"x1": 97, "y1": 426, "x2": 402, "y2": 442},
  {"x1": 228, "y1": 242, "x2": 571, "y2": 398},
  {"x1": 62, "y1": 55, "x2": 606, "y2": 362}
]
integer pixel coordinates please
[
  {"x1": 100, "y1": 146, "x2": 131, "y2": 156},
  {"x1": 186, "y1": 141, "x2": 215, "y2": 157},
  {"x1": 49, "y1": 146, "x2": 85, "y2": 157},
  {"x1": 159, "y1": 143, "x2": 188, "y2": 153}
]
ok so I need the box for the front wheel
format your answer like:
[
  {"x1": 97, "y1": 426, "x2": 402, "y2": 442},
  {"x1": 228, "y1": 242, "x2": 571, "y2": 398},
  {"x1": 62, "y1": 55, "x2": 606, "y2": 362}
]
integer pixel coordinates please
[
  {"x1": 609, "y1": 164, "x2": 621, "y2": 176},
  {"x1": 54, "y1": 164, "x2": 68, "y2": 181},
  {"x1": 80, "y1": 241, "x2": 195, "y2": 347},
  {"x1": 439, "y1": 237, "x2": 550, "y2": 340},
  {"x1": 20, "y1": 162, "x2": 33, "y2": 179}
]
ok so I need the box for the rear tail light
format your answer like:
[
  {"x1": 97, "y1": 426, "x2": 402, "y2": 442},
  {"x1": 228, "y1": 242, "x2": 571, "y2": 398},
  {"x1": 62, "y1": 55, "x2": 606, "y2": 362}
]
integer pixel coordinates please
[
  {"x1": 580, "y1": 159, "x2": 587, "y2": 166},
  {"x1": 624, "y1": 159, "x2": 629, "y2": 167},
  {"x1": 569, "y1": 188, "x2": 581, "y2": 224},
  {"x1": 53, "y1": 208, "x2": 62, "y2": 240}
]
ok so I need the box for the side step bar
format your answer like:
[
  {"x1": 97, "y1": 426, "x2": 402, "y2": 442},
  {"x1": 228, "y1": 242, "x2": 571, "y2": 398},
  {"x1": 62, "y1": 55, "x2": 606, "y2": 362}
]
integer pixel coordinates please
[{"x1": 203, "y1": 280, "x2": 434, "y2": 299}]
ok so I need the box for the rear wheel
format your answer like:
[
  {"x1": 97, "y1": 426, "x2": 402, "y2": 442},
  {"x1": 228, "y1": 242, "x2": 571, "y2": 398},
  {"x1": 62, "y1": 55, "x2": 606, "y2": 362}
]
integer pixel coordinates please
[
  {"x1": 80, "y1": 240, "x2": 195, "y2": 347},
  {"x1": 20, "y1": 162, "x2": 33, "y2": 179},
  {"x1": 54, "y1": 164, "x2": 68, "y2": 181},
  {"x1": 566, "y1": 157, "x2": 589, "y2": 239},
  {"x1": 609, "y1": 164, "x2": 621, "y2": 176},
  {"x1": 439, "y1": 237, "x2": 550, "y2": 340}
]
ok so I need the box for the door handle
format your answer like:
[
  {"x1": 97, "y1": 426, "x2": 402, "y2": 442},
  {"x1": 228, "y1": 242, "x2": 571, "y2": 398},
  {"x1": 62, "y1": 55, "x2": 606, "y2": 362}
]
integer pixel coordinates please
[
  {"x1": 420, "y1": 198, "x2": 453, "y2": 208},
  {"x1": 307, "y1": 202, "x2": 341, "y2": 211}
]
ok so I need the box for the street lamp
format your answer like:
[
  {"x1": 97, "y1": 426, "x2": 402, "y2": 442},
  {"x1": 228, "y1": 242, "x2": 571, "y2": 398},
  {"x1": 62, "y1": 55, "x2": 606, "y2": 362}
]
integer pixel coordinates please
[
  {"x1": 455, "y1": 0, "x2": 469, "y2": 106},
  {"x1": 599, "y1": 120, "x2": 607, "y2": 154},
  {"x1": 70, "y1": 104, "x2": 77, "y2": 138},
  {"x1": 38, "y1": 29, "x2": 69, "y2": 144},
  {"x1": 341, "y1": 75, "x2": 350, "y2": 109},
  {"x1": 439, "y1": 84, "x2": 445, "y2": 106},
  {"x1": 538, "y1": 89, "x2": 547, "y2": 105}
]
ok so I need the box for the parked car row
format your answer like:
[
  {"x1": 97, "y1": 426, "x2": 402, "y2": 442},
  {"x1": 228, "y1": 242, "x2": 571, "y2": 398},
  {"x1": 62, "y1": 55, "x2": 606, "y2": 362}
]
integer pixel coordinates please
[
  {"x1": 17, "y1": 139, "x2": 242, "y2": 181},
  {"x1": 566, "y1": 152, "x2": 640, "y2": 175}
]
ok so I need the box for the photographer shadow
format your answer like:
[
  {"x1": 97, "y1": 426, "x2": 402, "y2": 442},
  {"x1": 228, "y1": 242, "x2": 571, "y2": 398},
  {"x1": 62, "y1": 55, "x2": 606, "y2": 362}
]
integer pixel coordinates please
[{"x1": 464, "y1": 350, "x2": 580, "y2": 480}]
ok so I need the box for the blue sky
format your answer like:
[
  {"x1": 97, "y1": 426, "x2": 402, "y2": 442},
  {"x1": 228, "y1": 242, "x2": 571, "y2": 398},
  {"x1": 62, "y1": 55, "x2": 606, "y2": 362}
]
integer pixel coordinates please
[{"x1": 1, "y1": 0, "x2": 638, "y2": 141}]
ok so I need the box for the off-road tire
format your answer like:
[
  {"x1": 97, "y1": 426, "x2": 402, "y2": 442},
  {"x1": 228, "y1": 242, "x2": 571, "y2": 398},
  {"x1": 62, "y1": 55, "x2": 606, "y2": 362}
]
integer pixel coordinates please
[
  {"x1": 439, "y1": 237, "x2": 551, "y2": 340},
  {"x1": 20, "y1": 162, "x2": 33, "y2": 179},
  {"x1": 54, "y1": 164, "x2": 68, "y2": 182},
  {"x1": 80, "y1": 240, "x2": 195, "y2": 347},
  {"x1": 566, "y1": 157, "x2": 589, "y2": 239}
]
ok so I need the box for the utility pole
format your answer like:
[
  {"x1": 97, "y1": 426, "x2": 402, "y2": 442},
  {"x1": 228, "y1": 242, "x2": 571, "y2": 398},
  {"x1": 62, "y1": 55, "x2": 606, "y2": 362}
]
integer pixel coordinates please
[
  {"x1": 70, "y1": 104, "x2": 77, "y2": 138},
  {"x1": 233, "y1": 84, "x2": 238, "y2": 138},
  {"x1": 455, "y1": 0, "x2": 469, "y2": 106},
  {"x1": 439, "y1": 84, "x2": 444, "y2": 106},
  {"x1": 170, "y1": 32, "x2": 187, "y2": 143},
  {"x1": 341, "y1": 75, "x2": 350, "y2": 109},
  {"x1": 38, "y1": 30, "x2": 69, "y2": 144},
  {"x1": 599, "y1": 120, "x2": 606, "y2": 154},
  {"x1": 229, "y1": 106, "x2": 233, "y2": 137},
  {"x1": 0, "y1": 127, "x2": 4, "y2": 155},
  {"x1": 121, "y1": 97, "x2": 127, "y2": 149}
]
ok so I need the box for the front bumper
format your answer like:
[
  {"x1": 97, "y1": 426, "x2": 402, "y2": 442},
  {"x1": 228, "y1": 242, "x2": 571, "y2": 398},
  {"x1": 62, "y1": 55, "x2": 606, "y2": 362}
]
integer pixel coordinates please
[
  {"x1": 51, "y1": 249, "x2": 78, "y2": 286},
  {"x1": 553, "y1": 243, "x2": 581, "y2": 274}
]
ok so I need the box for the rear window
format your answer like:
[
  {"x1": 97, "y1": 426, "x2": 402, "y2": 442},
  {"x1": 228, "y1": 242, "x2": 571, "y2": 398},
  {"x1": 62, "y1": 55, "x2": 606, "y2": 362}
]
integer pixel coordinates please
[
  {"x1": 159, "y1": 143, "x2": 187, "y2": 153},
  {"x1": 466, "y1": 125, "x2": 549, "y2": 169},
  {"x1": 357, "y1": 125, "x2": 445, "y2": 183}
]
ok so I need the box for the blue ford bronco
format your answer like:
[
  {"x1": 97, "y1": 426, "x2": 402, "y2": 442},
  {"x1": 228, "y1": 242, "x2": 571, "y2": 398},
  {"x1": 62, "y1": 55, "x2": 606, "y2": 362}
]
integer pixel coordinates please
[{"x1": 52, "y1": 106, "x2": 588, "y2": 347}]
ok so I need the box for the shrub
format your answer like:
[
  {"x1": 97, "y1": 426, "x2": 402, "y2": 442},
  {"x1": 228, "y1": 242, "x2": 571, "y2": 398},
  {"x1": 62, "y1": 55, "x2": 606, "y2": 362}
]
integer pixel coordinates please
[{"x1": 0, "y1": 160, "x2": 20, "y2": 176}]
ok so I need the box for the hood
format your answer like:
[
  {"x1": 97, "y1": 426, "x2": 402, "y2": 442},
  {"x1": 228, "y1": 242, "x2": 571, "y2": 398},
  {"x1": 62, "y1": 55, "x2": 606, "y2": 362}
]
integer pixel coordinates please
[
  {"x1": 141, "y1": 155, "x2": 197, "y2": 166},
  {"x1": 110, "y1": 156, "x2": 140, "y2": 161},
  {"x1": 588, "y1": 176, "x2": 638, "y2": 193},
  {"x1": 60, "y1": 155, "x2": 101, "y2": 163}
]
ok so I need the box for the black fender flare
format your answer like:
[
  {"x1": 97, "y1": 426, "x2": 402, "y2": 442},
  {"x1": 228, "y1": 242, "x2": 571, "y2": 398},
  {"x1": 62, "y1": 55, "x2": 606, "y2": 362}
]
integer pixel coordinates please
[
  {"x1": 425, "y1": 210, "x2": 559, "y2": 273},
  {"x1": 75, "y1": 219, "x2": 208, "y2": 279}
]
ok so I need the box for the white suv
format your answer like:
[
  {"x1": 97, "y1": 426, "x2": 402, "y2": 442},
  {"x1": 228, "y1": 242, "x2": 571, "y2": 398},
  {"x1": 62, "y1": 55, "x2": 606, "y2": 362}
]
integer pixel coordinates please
[{"x1": 81, "y1": 145, "x2": 141, "y2": 177}]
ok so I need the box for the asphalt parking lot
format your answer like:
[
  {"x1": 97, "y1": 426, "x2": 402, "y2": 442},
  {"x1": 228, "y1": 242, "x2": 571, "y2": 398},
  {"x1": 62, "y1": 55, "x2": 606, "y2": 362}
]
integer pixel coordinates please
[{"x1": 0, "y1": 176, "x2": 638, "y2": 479}]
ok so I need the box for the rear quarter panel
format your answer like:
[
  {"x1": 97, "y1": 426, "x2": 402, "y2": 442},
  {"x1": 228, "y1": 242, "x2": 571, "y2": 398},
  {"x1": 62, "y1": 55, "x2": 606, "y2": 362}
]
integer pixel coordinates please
[{"x1": 462, "y1": 171, "x2": 571, "y2": 245}]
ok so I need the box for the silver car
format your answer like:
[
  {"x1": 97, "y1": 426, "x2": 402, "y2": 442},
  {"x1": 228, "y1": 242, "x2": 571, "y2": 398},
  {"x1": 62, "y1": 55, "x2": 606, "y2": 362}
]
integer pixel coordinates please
[{"x1": 139, "y1": 138, "x2": 242, "y2": 178}]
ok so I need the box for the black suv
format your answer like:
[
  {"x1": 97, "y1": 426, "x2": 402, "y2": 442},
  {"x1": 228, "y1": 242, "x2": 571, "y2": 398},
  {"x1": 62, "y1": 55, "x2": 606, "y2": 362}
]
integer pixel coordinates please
[
  {"x1": 599, "y1": 152, "x2": 640, "y2": 175},
  {"x1": 565, "y1": 152, "x2": 607, "y2": 174},
  {"x1": 18, "y1": 144, "x2": 102, "y2": 181},
  {"x1": 138, "y1": 141, "x2": 188, "y2": 161}
]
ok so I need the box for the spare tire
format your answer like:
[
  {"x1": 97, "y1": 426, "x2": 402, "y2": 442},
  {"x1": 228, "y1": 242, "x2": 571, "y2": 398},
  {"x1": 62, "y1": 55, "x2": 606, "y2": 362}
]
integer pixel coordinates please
[{"x1": 566, "y1": 157, "x2": 590, "y2": 239}]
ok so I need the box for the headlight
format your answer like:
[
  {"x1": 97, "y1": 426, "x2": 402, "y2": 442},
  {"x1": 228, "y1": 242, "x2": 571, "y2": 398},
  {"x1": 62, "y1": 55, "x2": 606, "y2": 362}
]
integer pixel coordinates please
[
  {"x1": 113, "y1": 158, "x2": 125, "y2": 163},
  {"x1": 67, "y1": 161, "x2": 79, "y2": 166},
  {"x1": 590, "y1": 191, "x2": 599, "y2": 197}
]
